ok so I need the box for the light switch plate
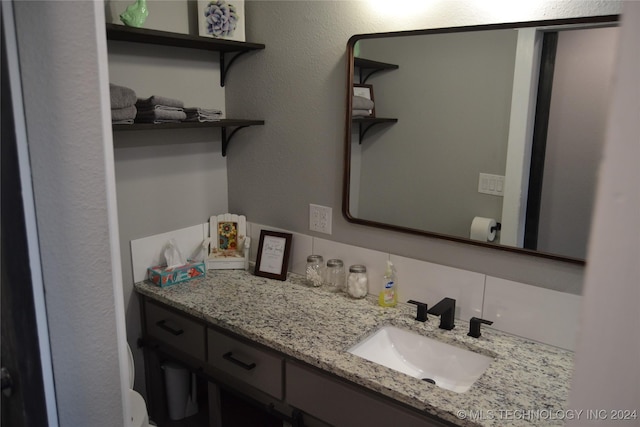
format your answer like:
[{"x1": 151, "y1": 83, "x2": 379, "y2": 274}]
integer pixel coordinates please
[
  {"x1": 309, "y1": 204, "x2": 332, "y2": 234},
  {"x1": 478, "y1": 173, "x2": 505, "y2": 196}
]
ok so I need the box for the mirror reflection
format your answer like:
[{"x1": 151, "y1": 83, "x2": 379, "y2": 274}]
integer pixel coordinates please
[{"x1": 344, "y1": 17, "x2": 619, "y2": 262}]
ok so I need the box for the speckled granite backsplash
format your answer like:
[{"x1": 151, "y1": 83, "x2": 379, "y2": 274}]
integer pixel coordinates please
[{"x1": 135, "y1": 269, "x2": 575, "y2": 427}]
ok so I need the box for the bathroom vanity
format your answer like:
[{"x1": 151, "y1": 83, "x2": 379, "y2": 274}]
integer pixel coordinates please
[{"x1": 135, "y1": 270, "x2": 573, "y2": 427}]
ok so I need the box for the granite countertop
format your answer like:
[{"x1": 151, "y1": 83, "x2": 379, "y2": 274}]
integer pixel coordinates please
[{"x1": 135, "y1": 269, "x2": 574, "y2": 427}]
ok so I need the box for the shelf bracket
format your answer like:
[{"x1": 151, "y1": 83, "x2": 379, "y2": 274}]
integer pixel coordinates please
[
  {"x1": 359, "y1": 122, "x2": 378, "y2": 142},
  {"x1": 359, "y1": 68, "x2": 385, "y2": 85},
  {"x1": 220, "y1": 50, "x2": 252, "y2": 87},
  {"x1": 221, "y1": 125, "x2": 251, "y2": 156}
]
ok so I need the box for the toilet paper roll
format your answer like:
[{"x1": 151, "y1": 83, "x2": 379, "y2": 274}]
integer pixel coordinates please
[{"x1": 470, "y1": 217, "x2": 497, "y2": 242}]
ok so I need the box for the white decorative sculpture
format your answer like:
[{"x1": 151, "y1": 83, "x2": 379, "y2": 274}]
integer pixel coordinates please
[{"x1": 205, "y1": 214, "x2": 250, "y2": 270}]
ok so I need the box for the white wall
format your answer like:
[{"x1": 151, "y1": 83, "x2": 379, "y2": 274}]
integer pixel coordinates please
[
  {"x1": 249, "y1": 223, "x2": 583, "y2": 351},
  {"x1": 227, "y1": 0, "x2": 621, "y2": 295},
  {"x1": 133, "y1": 221, "x2": 582, "y2": 350},
  {"x1": 12, "y1": 1, "x2": 126, "y2": 425},
  {"x1": 568, "y1": 1, "x2": 640, "y2": 417}
]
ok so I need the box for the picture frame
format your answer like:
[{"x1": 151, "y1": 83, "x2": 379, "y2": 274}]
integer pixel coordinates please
[
  {"x1": 197, "y1": 0, "x2": 246, "y2": 42},
  {"x1": 206, "y1": 214, "x2": 250, "y2": 270},
  {"x1": 254, "y1": 230, "x2": 293, "y2": 281},
  {"x1": 353, "y1": 84, "x2": 375, "y2": 118}
]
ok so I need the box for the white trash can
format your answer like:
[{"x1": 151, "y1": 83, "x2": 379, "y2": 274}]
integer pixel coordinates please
[{"x1": 162, "y1": 362, "x2": 199, "y2": 420}]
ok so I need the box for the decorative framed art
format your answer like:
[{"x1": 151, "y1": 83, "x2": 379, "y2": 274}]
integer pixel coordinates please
[
  {"x1": 254, "y1": 230, "x2": 293, "y2": 281},
  {"x1": 198, "y1": 0, "x2": 246, "y2": 42},
  {"x1": 206, "y1": 214, "x2": 250, "y2": 270}
]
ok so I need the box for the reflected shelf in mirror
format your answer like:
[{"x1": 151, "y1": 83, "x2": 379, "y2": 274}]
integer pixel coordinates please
[
  {"x1": 352, "y1": 117, "x2": 398, "y2": 142},
  {"x1": 354, "y1": 57, "x2": 399, "y2": 84},
  {"x1": 344, "y1": 15, "x2": 620, "y2": 264}
]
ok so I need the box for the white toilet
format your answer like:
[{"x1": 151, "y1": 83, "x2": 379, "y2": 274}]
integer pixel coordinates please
[{"x1": 127, "y1": 344, "x2": 151, "y2": 427}]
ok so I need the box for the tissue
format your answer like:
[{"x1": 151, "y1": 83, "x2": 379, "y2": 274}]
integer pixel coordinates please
[
  {"x1": 164, "y1": 238, "x2": 187, "y2": 269},
  {"x1": 147, "y1": 238, "x2": 206, "y2": 288}
]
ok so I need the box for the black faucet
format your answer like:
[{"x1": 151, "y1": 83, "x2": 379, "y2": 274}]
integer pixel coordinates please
[
  {"x1": 427, "y1": 298, "x2": 456, "y2": 330},
  {"x1": 468, "y1": 317, "x2": 493, "y2": 338},
  {"x1": 407, "y1": 300, "x2": 428, "y2": 322}
]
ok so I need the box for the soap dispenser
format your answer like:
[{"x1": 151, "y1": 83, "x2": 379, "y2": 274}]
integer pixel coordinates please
[{"x1": 378, "y1": 260, "x2": 398, "y2": 307}]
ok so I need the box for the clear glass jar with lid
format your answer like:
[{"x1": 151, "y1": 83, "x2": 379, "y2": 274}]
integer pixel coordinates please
[
  {"x1": 347, "y1": 265, "x2": 369, "y2": 299},
  {"x1": 325, "y1": 259, "x2": 345, "y2": 292},
  {"x1": 306, "y1": 255, "x2": 325, "y2": 287}
]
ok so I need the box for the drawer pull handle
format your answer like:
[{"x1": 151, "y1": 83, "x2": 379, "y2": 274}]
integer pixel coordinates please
[
  {"x1": 156, "y1": 319, "x2": 184, "y2": 336},
  {"x1": 223, "y1": 352, "x2": 256, "y2": 370}
]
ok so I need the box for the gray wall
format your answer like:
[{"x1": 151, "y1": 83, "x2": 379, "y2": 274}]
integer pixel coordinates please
[
  {"x1": 538, "y1": 26, "x2": 618, "y2": 259},
  {"x1": 227, "y1": 0, "x2": 620, "y2": 294},
  {"x1": 355, "y1": 31, "x2": 516, "y2": 238}
]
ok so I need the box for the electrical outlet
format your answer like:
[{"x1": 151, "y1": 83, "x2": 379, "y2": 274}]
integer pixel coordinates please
[{"x1": 309, "y1": 204, "x2": 332, "y2": 234}]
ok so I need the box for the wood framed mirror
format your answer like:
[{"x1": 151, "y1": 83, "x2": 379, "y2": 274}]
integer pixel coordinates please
[{"x1": 343, "y1": 15, "x2": 620, "y2": 264}]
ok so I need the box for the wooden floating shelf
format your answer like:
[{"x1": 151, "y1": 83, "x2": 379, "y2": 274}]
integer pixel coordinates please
[
  {"x1": 112, "y1": 120, "x2": 265, "y2": 156},
  {"x1": 106, "y1": 24, "x2": 265, "y2": 86},
  {"x1": 112, "y1": 119, "x2": 264, "y2": 131},
  {"x1": 106, "y1": 23, "x2": 265, "y2": 52}
]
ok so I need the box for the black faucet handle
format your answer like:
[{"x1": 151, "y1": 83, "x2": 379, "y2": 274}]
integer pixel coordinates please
[
  {"x1": 407, "y1": 300, "x2": 428, "y2": 322},
  {"x1": 468, "y1": 317, "x2": 494, "y2": 338},
  {"x1": 427, "y1": 297, "x2": 456, "y2": 330}
]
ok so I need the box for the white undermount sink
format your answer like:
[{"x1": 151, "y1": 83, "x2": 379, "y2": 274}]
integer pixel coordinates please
[{"x1": 348, "y1": 325, "x2": 493, "y2": 393}]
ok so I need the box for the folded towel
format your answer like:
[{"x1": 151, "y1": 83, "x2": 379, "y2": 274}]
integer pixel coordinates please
[
  {"x1": 353, "y1": 95, "x2": 374, "y2": 111},
  {"x1": 184, "y1": 115, "x2": 222, "y2": 122},
  {"x1": 110, "y1": 84, "x2": 137, "y2": 109},
  {"x1": 136, "y1": 105, "x2": 185, "y2": 113},
  {"x1": 112, "y1": 119, "x2": 134, "y2": 125},
  {"x1": 184, "y1": 107, "x2": 223, "y2": 115},
  {"x1": 136, "y1": 95, "x2": 184, "y2": 109},
  {"x1": 184, "y1": 107, "x2": 223, "y2": 122},
  {"x1": 111, "y1": 105, "x2": 137, "y2": 121},
  {"x1": 352, "y1": 109, "x2": 372, "y2": 117},
  {"x1": 135, "y1": 109, "x2": 187, "y2": 123}
]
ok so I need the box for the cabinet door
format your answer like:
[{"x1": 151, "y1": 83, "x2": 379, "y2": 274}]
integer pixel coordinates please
[
  {"x1": 286, "y1": 361, "x2": 450, "y2": 427},
  {"x1": 144, "y1": 300, "x2": 206, "y2": 361},
  {"x1": 207, "y1": 328, "x2": 284, "y2": 399}
]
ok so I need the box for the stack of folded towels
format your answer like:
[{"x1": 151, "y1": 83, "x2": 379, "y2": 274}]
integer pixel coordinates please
[
  {"x1": 352, "y1": 95, "x2": 375, "y2": 117},
  {"x1": 110, "y1": 84, "x2": 137, "y2": 124},
  {"x1": 184, "y1": 107, "x2": 223, "y2": 122},
  {"x1": 135, "y1": 95, "x2": 186, "y2": 123}
]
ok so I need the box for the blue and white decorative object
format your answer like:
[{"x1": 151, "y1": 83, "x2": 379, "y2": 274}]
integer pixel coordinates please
[{"x1": 198, "y1": 0, "x2": 246, "y2": 42}]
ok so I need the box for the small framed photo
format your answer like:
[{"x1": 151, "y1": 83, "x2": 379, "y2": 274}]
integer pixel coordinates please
[
  {"x1": 254, "y1": 230, "x2": 293, "y2": 281},
  {"x1": 353, "y1": 84, "x2": 375, "y2": 118},
  {"x1": 198, "y1": 0, "x2": 246, "y2": 42}
]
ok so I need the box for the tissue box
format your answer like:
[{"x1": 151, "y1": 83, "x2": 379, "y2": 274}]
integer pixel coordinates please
[{"x1": 147, "y1": 261, "x2": 206, "y2": 288}]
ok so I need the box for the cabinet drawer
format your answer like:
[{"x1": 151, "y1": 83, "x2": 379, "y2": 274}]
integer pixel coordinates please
[
  {"x1": 286, "y1": 361, "x2": 448, "y2": 427},
  {"x1": 207, "y1": 328, "x2": 283, "y2": 399},
  {"x1": 144, "y1": 301, "x2": 205, "y2": 361}
]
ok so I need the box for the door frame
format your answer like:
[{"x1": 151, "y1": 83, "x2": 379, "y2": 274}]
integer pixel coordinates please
[{"x1": 1, "y1": 2, "x2": 59, "y2": 425}]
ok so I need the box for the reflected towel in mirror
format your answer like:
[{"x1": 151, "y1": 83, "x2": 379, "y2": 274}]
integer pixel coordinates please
[{"x1": 353, "y1": 95, "x2": 374, "y2": 110}]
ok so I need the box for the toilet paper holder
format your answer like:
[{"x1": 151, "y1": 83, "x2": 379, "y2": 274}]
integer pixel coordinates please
[{"x1": 470, "y1": 217, "x2": 502, "y2": 242}]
